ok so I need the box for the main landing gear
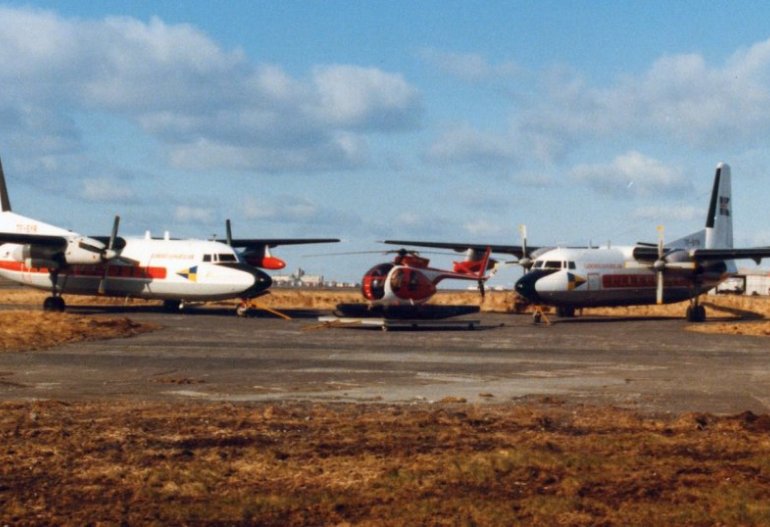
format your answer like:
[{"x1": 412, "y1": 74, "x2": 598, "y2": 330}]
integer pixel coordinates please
[
  {"x1": 43, "y1": 269, "x2": 66, "y2": 312},
  {"x1": 43, "y1": 295, "x2": 66, "y2": 312},
  {"x1": 686, "y1": 298, "x2": 706, "y2": 323}
]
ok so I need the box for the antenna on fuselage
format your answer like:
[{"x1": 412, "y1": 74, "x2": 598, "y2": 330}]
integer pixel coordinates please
[{"x1": 0, "y1": 156, "x2": 11, "y2": 212}]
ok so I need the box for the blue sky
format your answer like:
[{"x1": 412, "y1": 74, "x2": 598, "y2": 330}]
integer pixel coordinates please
[{"x1": 3, "y1": 1, "x2": 770, "y2": 283}]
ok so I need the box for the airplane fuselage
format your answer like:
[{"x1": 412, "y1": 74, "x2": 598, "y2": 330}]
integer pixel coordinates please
[
  {"x1": 0, "y1": 236, "x2": 272, "y2": 301},
  {"x1": 514, "y1": 246, "x2": 727, "y2": 308}
]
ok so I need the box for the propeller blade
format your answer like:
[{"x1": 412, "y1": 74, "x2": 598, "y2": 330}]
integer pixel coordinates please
[
  {"x1": 226, "y1": 219, "x2": 233, "y2": 246},
  {"x1": 108, "y1": 215, "x2": 120, "y2": 250},
  {"x1": 478, "y1": 279, "x2": 485, "y2": 300},
  {"x1": 99, "y1": 215, "x2": 121, "y2": 294},
  {"x1": 656, "y1": 270, "x2": 664, "y2": 305}
]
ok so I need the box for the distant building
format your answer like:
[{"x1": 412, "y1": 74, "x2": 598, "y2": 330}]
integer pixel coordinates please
[
  {"x1": 271, "y1": 268, "x2": 324, "y2": 288},
  {"x1": 714, "y1": 269, "x2": 770, "y2": 296}
]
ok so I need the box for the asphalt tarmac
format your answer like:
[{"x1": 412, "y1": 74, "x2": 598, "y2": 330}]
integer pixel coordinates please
[{"x1": 2, "y1": 306, "x2": 770, "y2": 415}]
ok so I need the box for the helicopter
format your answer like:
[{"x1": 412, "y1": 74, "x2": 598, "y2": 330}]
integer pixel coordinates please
[{"x1": 335, "y1": 246, "x2": 496, "y2": 319}]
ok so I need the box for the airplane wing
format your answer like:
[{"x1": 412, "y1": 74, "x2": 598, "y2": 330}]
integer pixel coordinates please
[
  {"x1": 382, "y1": 239, "x2": 532, "y2": 258},
  {"x1": 230, "y1": 238, "x2": 340, "y2": 248},
  {"x1": 0, "y1": 233, "x2": 68, "y2": 248},
  {"x1": 633, "y1": 245, "x2": 770, "y2": 264},
  {"x1": 690, "y1": 247, "x2": 770, "y2": 264},
  {"x1": 0, "y1": 232, "x2": 126, "y2": 253}
]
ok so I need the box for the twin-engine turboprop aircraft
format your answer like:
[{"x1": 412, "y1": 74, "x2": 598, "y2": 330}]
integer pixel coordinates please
[
  {"x1": 0, "y1": 157, "x2": 339, "y2": 314},
  {"x1": 513, "y1": 162, "x2": 770, "y2": 321},
  {"x1": 384, "y1": 163, "x2": 770, "y2": 322}
]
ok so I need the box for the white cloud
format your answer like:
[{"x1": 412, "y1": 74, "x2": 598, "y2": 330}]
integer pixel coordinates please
[
  {"x1": 570, "y1": 151, "x2": 693, "y2": 198},
  {"x1": 0, "y1": 6, "x2": 422, "y2": 173},
  {"x1": 312, "y1": 65, "x2": 421, "y2": 130},
  {"x1": 425, "y1": 124, "x2": 521, "y2": 168},
  {"x1": 424, "y1": 39, "x2": 770, "y2": 173}
]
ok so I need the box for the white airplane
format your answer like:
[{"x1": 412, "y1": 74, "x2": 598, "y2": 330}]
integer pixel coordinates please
[
  {"x1": 513, "y1": 162, "x2": 770, "y2": 321},
  {"x1": 0, "y1": 157, "x2": 339, "y2": 314}
]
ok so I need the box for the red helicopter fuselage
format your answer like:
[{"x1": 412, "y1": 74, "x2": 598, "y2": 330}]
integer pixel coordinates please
[{"x1": 361, "y1": 249, "x2": 494, "y2": 305}]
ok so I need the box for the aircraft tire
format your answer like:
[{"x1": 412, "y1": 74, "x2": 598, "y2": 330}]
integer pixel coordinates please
[
  {"x1": 163, "y1": 300, "x2": 181, "y2": 313},
  {"x1": 686, "y1": 305, "x2": 706, "y2": 323},
  {"x1": 43, "y1": 296, "x2": 66, "y2": 312},
  {"x1": 556, "y1": 306, "x2": 575, "y2": 318}
]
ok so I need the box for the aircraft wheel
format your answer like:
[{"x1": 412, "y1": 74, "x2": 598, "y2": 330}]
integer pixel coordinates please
[
  {"x1": 686, "y1": 305, "x2": 706, "y2": 323},
  {"x1": 556, "y1": 306, "x2": 575, "y2": 318},
  {"x1": 43, "y1": 297, "x2": 66, "y2": 312},
  {"x1": 163, "y1": 300, "x2": 181, "y2": 312},
  {"x1": 236, "y1": 304, "x2": 249, "y2": 317}
]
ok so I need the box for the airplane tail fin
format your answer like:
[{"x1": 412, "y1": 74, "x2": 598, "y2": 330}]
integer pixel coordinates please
[
  {"x1": 0, "y1": 157, "x2": 11, "y2": 212},
  {"x1": 704, "y1": 162, "x2": 732, "y2": 250},
  {"x1": 667, "y1": 162, "x2": 733, "y2": 252}
]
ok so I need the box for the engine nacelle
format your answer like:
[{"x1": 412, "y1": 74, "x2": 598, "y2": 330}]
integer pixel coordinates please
[
  {"x1": 244, "y1": 254, "x2": 286, "y2": 270},
  {"x1": 64, "y1": 238, "x2": 104, "y2": 265},
  {"x1": 8, "y1": 238, "x2": 103, "y2": 268},
  {"x1": 8, "y1": 244, "x2": 59, "y2": 269}
]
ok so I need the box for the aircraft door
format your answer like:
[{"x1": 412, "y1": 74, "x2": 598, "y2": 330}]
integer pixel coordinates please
[{"x1": 587, "y1": 273, "x2": 601, "y2": 291}]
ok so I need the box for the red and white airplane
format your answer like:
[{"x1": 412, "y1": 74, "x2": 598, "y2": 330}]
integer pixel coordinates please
[
  {"x1": 0, "y1": 157, "x2": 339, "y2": 314},
  {"x1": 512, "y1": 162, "x2": 770, "y2": 321}
]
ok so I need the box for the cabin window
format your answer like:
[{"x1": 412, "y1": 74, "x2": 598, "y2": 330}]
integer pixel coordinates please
[{"x1": 568, "y1": 261, "x2": 576, "y2": 269}]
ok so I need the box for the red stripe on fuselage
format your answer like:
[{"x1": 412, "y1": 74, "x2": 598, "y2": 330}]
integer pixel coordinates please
[
  {"x1": 0, "y1": 261, "x2": 167, "y2": 279},
  {"x1": 602, "y1": 274, "x2": 689, "y2": 289}
]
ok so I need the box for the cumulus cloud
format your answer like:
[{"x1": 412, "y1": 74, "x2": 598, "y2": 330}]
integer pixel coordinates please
[
  {"x1": 424, "y1": 39, "x2": 770, "y2": 174},
  {"x1": 570, "y1": 151, "x2": 693, "y2": 198},
  {"x1": 0, "y1": 6, "x2": 422, "y2": 173}
]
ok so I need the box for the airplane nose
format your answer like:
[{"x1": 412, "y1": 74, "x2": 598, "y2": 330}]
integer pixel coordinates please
[
  {"x1": 221, "y1": 263, "x2": 273, "y2": 298},
  {"x1": 515, "y1": 271, "x2": 546, "y2": 303}
]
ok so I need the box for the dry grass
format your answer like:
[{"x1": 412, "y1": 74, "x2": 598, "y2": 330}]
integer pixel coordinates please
[
  {"x1": 3, "y1": 289, "x2": 770, "y2": 523},
  {"x1": 3, "y1": 400, "x2": 770, "y2": 526},
  {"x1": 0, "y1": 311, "x2": 155, "y2": 352}
]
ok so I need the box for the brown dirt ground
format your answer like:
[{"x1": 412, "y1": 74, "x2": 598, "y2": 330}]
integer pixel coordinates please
[
  {"x1": 3, "y1": 290, "x2": 770, "y2": 524},
  {"x1": 3, "y1": 400, "x2": 770, "y2": 526},
  {"x1": 3, "y1": 288, "x2": 768, "y2": 355}
]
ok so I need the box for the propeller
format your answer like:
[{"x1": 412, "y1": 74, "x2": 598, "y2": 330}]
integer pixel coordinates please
[
  {"x1": 655, "y1": 225, "x2": 665, "y2": 304},
  {"x1": 226, "y1": 218, "x2": 233, "y2": 246},
  {"x1": 626, "y1": 225, "x2": 697, "y2": 305},
  {"x1": 506, "y1": 224, "x2": 536, "y2": 270},
  {"x1": 98, "y1": 215, "x2": 121, "y2": 295},
  {"x1": 518, "y1": 224, "x2": 533, "y2": 270}
]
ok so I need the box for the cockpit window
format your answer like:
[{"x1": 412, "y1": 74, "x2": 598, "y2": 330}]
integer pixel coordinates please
[
  {"x1": 203, "y1": 254, "x2": 212, "y2": 262},
  {"x1": 567, "y1": 261, "x2": 576, "y2": 269},
  {"x1": 543, "y1": 261, "x2": 561, "y2": 269},
  {"x1": 218, "y1": 254, "x2": 237, "y2": 263}
]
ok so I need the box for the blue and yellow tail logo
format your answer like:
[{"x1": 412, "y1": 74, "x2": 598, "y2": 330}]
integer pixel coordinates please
[{"x1": 177, "y1": 266, "x2": 198, "y2": 282}]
